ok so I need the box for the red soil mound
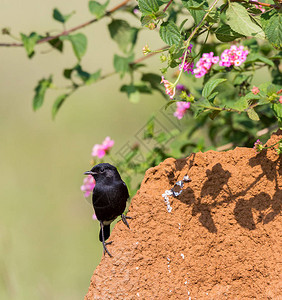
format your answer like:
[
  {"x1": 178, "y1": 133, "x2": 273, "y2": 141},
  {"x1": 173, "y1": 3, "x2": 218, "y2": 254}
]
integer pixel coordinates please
[{"x1": 85, "y1": 130, "x2": 282, "y2": 299}]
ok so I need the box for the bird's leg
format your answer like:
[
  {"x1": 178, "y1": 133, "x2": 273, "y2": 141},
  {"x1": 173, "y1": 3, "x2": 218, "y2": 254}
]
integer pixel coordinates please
[
  {"x1": 121, "y1": 214, "x2": 131, "y2": 229},
  {"x1": 100, "y1": 221, "x2": 113, "y2": 257}
]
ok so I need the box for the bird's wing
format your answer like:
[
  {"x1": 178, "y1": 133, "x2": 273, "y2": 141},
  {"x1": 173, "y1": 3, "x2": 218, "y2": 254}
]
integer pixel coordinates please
[{"x1": 93, "y1": 181, "x2": 128, "y2": 209}]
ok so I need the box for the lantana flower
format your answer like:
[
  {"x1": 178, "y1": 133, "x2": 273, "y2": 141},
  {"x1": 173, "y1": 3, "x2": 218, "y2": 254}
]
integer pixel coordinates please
[
  {"x1": 176, "y1": 84, "x2": 188, "y2": 92},
  {"x1": 92, "y1": 136, "x2": 114, "y2": 158},
  {"x1": 161, "y1": 76, "x2": 176, "y2": 99},
  {"x1": 279, "y1": 96, "x2": 282, "y2": 104},
  {"x1": 253, "y1": 139, "x2": 263, "y2": 152},
  {"x1": 142, "y1": 44, "x2": 150, "y2": 56},
  {"x1": 179, "y1": 44, "x2": 194, "y2": 74},
  {"x1": 252, "y1": 0, "x2": 266, "y2": 13},
  {"x1": 219, "y1": 45, "x2": 249, "y2": 67},
  {"x1": 194, "y1": 52, "x2": 219, "y2": 78},
  {"x1": 251, "y1": 86, "x2": 260, "y2": 95},
  {"x1": 174, "y1": 101, "x2": 190, "y2": 120},
  {"x1": 81, "y1": 175, "x2": 95, "y2": 198}
]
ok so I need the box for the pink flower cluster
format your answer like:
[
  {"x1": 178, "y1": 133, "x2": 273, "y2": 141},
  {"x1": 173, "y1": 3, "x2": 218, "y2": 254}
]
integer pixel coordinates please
[
  {"x1": 253, "y1": 139, "x2": 263, "y2": 152},
  {"x1": 179, "y1": 44, "x2": 194, "y2": 74},
  {"x1": 219, "y1": 45, "x2": 249, "y2": 67},
  {"x1": 251, "y1": 86, "x2": 260, "y2": 95},
  {"x1": 92, "y1": 136, "x2": 114, "y2": 158},
  {"x1": 279, "y1": 96, "x2": 282, "y2": 104},
  {"x1": 174, "y1": 101, "x2": 190, "y2": 120},
  {"x1": 194, "y1": 52, "x2": 219, "y2": 78},
  {"x1": 81, "y1": 175, "x2": 95, "y2": 198},
  {"x1": 252, "y1": 0, "x2": 266, "y2": 13},
  {"x1": 161, "y1": 76, "x2": 175, "y2": 99}
]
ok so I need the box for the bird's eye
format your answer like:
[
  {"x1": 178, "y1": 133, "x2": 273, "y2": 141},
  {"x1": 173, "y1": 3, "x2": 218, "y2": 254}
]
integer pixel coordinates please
[{"x1": 100, "y1": 168, "x2": 105, "y2": 173}]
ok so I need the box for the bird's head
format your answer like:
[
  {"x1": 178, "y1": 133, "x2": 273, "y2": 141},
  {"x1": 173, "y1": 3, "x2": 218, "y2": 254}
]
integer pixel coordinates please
[{"x1": 84, "y1": 163, "x2": 121, "y2": 183}]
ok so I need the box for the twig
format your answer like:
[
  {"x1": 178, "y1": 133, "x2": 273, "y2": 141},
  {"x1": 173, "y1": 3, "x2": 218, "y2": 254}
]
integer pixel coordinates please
[
  {"x1": 163, "y1": 0, "x2": 173, "y2": 12},
  {"x1": 0, "y1": 0, "x2": 130, "y2": 47},
  {"x1": 231, "y1": 0, "x2": 281, "y2": 8}
]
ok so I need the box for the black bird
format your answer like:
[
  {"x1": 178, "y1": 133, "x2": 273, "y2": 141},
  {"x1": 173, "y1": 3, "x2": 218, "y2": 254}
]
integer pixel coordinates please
[{"x1": 84, "y1": 163, "x2": 130, "y2": 257}]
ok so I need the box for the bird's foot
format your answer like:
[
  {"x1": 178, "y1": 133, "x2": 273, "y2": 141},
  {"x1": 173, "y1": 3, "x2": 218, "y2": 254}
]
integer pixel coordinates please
[
  {"x1": 121, "y1": 214, "x2": 131, "y2": 229},
  {"x1": 102, "y1": 241, "x2": 113, "y2": 257}
]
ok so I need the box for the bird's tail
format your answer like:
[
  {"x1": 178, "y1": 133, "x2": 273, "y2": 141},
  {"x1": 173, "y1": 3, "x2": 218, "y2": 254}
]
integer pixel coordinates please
[{"x1": 99, "y1": 224, "x2": 110, "y2": 242}]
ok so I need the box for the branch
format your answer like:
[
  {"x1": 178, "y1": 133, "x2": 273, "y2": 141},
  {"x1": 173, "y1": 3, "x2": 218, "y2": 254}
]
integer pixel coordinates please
[
  {"x1": 0, "y1": 0, "x2": 130, "y2": 47},
  {"x1": 231, "y1": 0, "x2": 281, "y2": 8},
  {"x1": 163, "y1": 0, "x2": 173, "y2": 12}
]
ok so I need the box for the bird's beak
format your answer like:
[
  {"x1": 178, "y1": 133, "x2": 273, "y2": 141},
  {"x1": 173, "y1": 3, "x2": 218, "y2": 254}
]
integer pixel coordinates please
[{"x1": 84, "y1": 171, "x2": 97, "y2": 175}]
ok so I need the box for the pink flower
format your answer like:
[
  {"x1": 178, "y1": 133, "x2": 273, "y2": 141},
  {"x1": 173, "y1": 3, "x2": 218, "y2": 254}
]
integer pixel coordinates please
[
  {"x1": 253, "y1": 139, "x2": 263, "y2": 152},
  {"x1": 176, "y1": 84, "x2": 187, "y2": 92},
  {"x1": 142, "y1": 44, "x2": 150, "y2": 56},
  {"x1": 252, "y1": 0, "x2": 266, "y2": 13},
  {"x1": 179, "y1": 44, "x2": 194, "y2": 74},
  {"x1": 81, "y1": 175, "x2": 95, "y2": 198},
  {"x1": 279, "y1": 96, "x2": 282, "y2": 104},
  {"x1": 161, "y1": 76, "x2": 175, "y2": 99},
  {"x1": 174, "y1": 101, "x2": 190, "y2": 120},
  {"x1": 92, "y1": 136, "x2": 114, "y2": 158},
  {"x1": 251, "y1": 86, "x2": 260, "y2": 95},
  {"x1": 194, "y1": 52, "x2": 219, "y2": 78},
  {"x1": 219, "y1": 45, "x2": 249, "y2": 67}
]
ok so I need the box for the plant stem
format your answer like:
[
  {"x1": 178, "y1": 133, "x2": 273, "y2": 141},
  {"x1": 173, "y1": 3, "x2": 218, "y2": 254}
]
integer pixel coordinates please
[
  {"x1": 163, "y1": 0, "x2": 174, "y2": 12},
  {"x1": 0, "y1": 0, "x2": 130, "y2": 47},
  {"x1": 173, "y1": 0, "x2": 220, "y2": 87},
  {"x1": 231, "y1": 0, "x2": 281, "y2": 8},
  {"x1": 264, "y1": 139, "x2": 282, "y2": 149}
]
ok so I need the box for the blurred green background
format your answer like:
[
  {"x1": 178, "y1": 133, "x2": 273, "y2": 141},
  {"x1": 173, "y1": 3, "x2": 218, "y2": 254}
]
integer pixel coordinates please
[{"x1": 0, "y1": 1, "x2": 166, "y2": 299}]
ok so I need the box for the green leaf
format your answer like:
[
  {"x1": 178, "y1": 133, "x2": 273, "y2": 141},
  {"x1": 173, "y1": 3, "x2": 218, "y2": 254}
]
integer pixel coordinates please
[
  {"x1": 159, "y1": 21, "x2": 183, "y2": 46},
  {"x1": 33, "y1": 76, "x2": 52, "y2": 111},
  {"x1": 53, "y1": 8, "x2": 74, "y2": 23},
  {"x1": 141, "y1": 15, "x2": 155, "y2": 26},
  {"x1": 266, "y1": 84, "x2": 277, "y2": 96},
  {"x1": 141, "y1": 73, "x2": 165, "y2": 96},
  {"x1": 164, "y1": 100, "x2": 176, "y2": 110},
  {"x1": 272, "y1": 103, "x2": 282, "y2": 123},
  {"x1": 20, "y1": 32, "x2": 40, "y2": 58},
  {"x1": 85, "y1": 69, "x2": 101, "y2": 85},
  {"x1": 181, "y1": 0, "x2": 208, "y2": 24},
  {"x1": 209, "y1": 110, "x2": 220, "y2": 120},
  {"x1": 261, "y1": 10, "x2": 282, "y2": 50},
  {"x1": 138, "y1": 0, "x2": 159, "y2": 15},
  {"x1": 202, "y1": 78, "x2": 227, "y2": 99},
  {"x1": 108, "y1": 20, "x2": 138, "y2": 54},
  {"x1": 246, "y1": 108, "x2": 260, "y2": 121},
  {"x1": 231, "y1": 97, "x2": 249, "y2": 111},
  {"x1": 226, "y1": 3, "x2": 264, "y2": 39},
  {"x1": 155, "y1": 11, "x2": 167, "y2": 20},
  {"x1": 113, "y1": 54, "x2": 134, "y2": 78},
  {"x1": 71, "y1": 65, "x2": 101, "y2": 84},
  {"x1": 245, "y1": 53, "x2": 274, "y2": 67},
  {"x1": 48, "y1": 38, "x2": 63, "y2": 52},
  {"x1": 52, "y1": 94, "x2": 68, "y2": 119},
  {"x1": 233, "y1": 74, "x2": 249, "y2": 86},
  {"x1": 120, "y1": 83, "x2": 151, "y2": 103},
  {"x1": 215, "y1": 24, "x2": 244, "y2": 42},
  {"x1": 88, "y1": 0, "x2": 110, "y2": 19},
  {"x1": 74, "y1": 65, "x2": 90, "y2": 82},
  {"x1": 120, "y1": 85, "x2": 140, "y2": 103},
  {"x1": 243, "y1": 92, "x2": 261, "y2": 102},
  {"x1": 63, "y1": 68, "x2": 74, "y2": 79},
  {"x1": 60, "y1": 33, "x2": 87, "y2": 61}
]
